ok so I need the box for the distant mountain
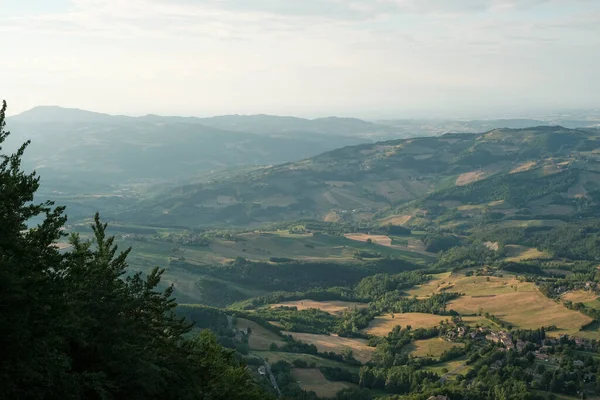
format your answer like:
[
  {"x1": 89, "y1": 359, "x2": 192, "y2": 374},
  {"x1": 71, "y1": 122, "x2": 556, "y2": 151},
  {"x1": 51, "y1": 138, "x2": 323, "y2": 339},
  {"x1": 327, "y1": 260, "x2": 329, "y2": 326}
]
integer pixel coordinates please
[
  {"x1": 6, "y1": 107, "x2": 374, "y2": 190},
  {"x1": 120, "y1": 126, "x2": 600, "y2": 227},
  {"x1": 9, "y1": 106, "x2": 130, "y2": 124},
  {"x1": 199, "y1": 114, "x2": 395, "y2": 138},
  {"x1": 376, "y1": 118, "x2": 600, "y2": 137}
]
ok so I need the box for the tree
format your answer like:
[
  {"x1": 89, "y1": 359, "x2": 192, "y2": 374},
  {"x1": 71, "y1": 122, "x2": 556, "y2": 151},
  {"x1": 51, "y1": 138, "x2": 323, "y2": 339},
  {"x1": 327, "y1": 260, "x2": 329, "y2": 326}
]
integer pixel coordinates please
[{"x1": 0, "y1": 101, "x2": 271, "y2": 400}]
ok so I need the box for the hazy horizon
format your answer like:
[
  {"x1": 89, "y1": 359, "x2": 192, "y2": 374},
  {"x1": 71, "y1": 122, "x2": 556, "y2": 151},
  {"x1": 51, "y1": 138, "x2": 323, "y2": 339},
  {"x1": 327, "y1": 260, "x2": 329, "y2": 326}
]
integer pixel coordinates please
[
  {"x1": 3, "y1": 0, "x2": 600, "y2": 118},
  {"x1": 8, "y1": 103, "x2": 600, "y2": 122}
]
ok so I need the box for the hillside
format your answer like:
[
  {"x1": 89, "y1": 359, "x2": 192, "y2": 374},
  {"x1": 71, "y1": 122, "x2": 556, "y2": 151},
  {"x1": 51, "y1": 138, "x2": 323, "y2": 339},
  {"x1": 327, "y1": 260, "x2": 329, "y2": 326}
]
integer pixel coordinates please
[
  {"x1": 122, "y1": 126, "x2": 600, "y2": 227},
  {"x1": 7, "y1": 107, "x2": 381, "y2": 221},
  {"x1": 9, "y1": 107, "x2": 600, "y2": 400},
  {"x1": 7, "y1": 107, "x2": 372, "y2": 187}
]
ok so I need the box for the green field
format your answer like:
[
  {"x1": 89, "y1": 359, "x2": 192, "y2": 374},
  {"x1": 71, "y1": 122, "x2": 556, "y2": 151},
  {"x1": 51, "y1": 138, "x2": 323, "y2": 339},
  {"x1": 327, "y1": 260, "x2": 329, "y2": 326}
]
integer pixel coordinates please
[
  {"x1": 407, "y1": 337, "x2": 464, "y2": 358},
  {"x1": 252, "y1": 351, "x2": 360, "y2": 373},
  {"x1": 423, "y1": 357, "x2": 471, "y2": 381}
]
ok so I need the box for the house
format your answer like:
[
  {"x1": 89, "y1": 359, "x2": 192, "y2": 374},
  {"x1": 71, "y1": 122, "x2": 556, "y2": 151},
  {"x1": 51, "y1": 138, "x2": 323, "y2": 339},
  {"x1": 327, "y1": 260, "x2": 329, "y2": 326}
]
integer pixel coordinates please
[
  {"x1": 574, "y1": 360, "x2": 585, "y2": 368},
  {"x1": 498, "y1": 332, "x2": 514, "y2": 350},
  {"x1": 428, "y1": 396, "x2": 450, "y2": 400},
  {"x1": 534, "y1": 352, "x2": 550, "y2": 361},
  {"x1": 486, "y1": 332, "x2": 500, "y2": 343},
  {"x1": 258, "y1": 366, "x2": 267, "y2": 375}
]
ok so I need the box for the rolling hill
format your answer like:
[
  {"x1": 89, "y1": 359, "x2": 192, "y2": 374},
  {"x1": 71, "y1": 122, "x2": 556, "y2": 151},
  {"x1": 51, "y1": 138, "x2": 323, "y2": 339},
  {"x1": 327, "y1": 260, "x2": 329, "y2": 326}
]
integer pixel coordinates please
[{"x1": 120, "y1": 126, "x2": 600, "y2": 228}]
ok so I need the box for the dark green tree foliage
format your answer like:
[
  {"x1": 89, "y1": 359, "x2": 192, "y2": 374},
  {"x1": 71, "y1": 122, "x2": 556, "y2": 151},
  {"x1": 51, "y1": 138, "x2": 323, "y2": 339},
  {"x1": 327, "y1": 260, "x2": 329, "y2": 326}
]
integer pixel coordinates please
[
  {"x1": 232, "y1": 286, "x2": 359, "y2": 310},
  {"x1": 255, "y1": 306, "x2": 339, "y2": 334},
  {"x1": 319, "y1": 366, "x2": 359, "y2": 384},
  {"x1": 531, "y1": 220, "x2": 600, "y2": 261},
  {"x1": 430, "y1": 167, "x2": 579, "y2": 207},
  {"x1": 0, "y1": 101, "x2": 269, "y2": 400},
  {"x1": 175, "y1": 304, "x2": 230, "y2": 332},
  {"x1": 421, "y1": 233, "x2": 462, "y2": 253},
  {"x1": 201, "y1": 257, "x2": 421, "y2": 292},
  {"x1": 355, "y1": 271, "x2": 429, "y2": 300},
  {"x1": 435, "y1": 243, "x2": 497, "y2": 270}
]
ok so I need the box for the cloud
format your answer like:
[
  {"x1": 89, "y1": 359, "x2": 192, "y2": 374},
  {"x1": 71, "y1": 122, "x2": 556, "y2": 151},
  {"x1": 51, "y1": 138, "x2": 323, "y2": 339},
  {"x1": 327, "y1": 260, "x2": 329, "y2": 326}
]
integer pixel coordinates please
[{"x1": 2, "y1": 0, "x2": 599, "y2": 116}]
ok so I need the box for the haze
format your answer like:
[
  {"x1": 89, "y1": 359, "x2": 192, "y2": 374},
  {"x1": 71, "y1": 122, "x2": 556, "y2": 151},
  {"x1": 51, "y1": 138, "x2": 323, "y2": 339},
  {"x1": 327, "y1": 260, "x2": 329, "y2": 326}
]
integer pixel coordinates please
[{"x1": 3, "y1": 0, "x2": 600, "y2": 118}]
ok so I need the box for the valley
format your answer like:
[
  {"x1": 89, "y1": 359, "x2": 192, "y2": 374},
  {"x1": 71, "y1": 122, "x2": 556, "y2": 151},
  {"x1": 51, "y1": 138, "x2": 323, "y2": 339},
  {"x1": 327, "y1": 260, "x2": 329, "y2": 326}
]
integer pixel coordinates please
[{"x1": 25, "y1": 116, "x2": 600, "y2": 398}]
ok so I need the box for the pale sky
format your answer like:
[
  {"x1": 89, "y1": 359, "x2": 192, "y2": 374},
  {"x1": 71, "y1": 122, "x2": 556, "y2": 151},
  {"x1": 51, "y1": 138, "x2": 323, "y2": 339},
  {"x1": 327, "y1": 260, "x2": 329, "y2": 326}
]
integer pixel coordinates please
[{"x1": 2, "y1": 0, "x2": 600, "y2": 118}]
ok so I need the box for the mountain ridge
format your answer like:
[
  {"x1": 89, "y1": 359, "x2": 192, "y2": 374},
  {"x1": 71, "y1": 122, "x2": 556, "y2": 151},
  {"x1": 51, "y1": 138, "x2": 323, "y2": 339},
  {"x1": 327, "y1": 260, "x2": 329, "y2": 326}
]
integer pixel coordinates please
[{"x1": 120, "y1": 125, "x2": 600, "y2": 228}]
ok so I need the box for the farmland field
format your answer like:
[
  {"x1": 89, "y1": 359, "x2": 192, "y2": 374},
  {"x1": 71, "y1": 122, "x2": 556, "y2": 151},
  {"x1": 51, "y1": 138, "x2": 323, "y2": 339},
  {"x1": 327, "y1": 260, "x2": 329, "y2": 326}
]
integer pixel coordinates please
[
  {"x1": 363, "y1": 313, "x2": 446, "y2": 336},
  {"x1": 503, "y1": 245, "x2": 550, "y2": 262},
  {"x1": 282, "y1": 332, "x2": 374, "y2": 364},
  {"x1": 449, "y1": 291, "x2": 592, "y2": 336},
  {"x1": 456, "y1": 171, "x2": 486, "y2": 186},
  {"x1": 423, "y1": 356, "x2": 472, "y2": 381},
  {"x1": 407, "y1": 272, "x2": 530, "y2": 298},
  {"x1": 408, "y1": 337, "x2": 465, "y2": 358},
  {"x1": 406, "y1": 271, "x2": 593, "y2": 336},
  {"x1": 562, "y1": 290, "x2": 600, "y2": 310},
  {"x1": 252, "y1": 351, "x2": 360, "y2": 372},
  {"x1": 268, "y1": 300, "x2": 367, "y2": 315},
  {"x1": 291, "y1": 368, "x2": 359, "y2": 398},
  {"x1": 236, "y1": 318, "x2": 285, "y2": 351}
]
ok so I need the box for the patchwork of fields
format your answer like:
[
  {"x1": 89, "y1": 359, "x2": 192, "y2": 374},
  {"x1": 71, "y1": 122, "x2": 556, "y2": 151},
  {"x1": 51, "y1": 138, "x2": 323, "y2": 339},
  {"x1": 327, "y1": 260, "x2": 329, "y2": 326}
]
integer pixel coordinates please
[{"x1": 407, "y1": 272, "x2": 594, "y2": 336}]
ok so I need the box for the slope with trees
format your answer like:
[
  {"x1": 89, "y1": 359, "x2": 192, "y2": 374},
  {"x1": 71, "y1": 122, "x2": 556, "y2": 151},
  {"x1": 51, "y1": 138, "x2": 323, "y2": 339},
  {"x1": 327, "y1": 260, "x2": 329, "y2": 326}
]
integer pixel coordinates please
[{"x1": 0, "y1": 101, "x2": 272, "y2": 400}]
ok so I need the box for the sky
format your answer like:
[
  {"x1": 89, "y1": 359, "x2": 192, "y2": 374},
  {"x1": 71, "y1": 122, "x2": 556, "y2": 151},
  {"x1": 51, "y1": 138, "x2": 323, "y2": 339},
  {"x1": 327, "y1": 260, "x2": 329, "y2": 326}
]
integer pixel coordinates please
[{"x1": 2, "y1": 0, "x2": 600, "y2": 118}]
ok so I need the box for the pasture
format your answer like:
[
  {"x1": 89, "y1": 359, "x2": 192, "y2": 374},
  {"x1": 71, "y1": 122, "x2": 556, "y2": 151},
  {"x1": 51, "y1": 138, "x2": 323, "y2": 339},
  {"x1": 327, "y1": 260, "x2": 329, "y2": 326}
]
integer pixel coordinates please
[
  {"x1": 236, "y1": 318, "x2": 285, "y2": 351},
  {"x1": 408, "y1": 271, "x2": 593, "y2": 336},
  {"x1": 503, "y1": 245, "x2": 550, "y2": 262},
  {"x1": 406, "y1": 272, "x2": 530, "y2": 298},
  {"x1": 449, "y1": 291, "x2": 592, "y2": 336},
  {"x1": 363, "y1": 313, "x2": 445, "y2": 336},
  {"x1": 344, "y1": 233, "x2": 431, "y2": 257},
  {"x1": 408, "y1": 337, "x2": 464, "y2": 358},
  {"x1": 456, "y1": 171, "x2": 486, "y2": 186},
  {"x1": 252, "y1": 351, "x2": 360, "y2": 372},
  {"x1": 282, "y1": 332, "x2": 374, "y2": 364},
  {"x1": 291, "y1": 369, "x2": 359, "y2": 398},
  {"x1": 562, "y1": 290, "x2": 600, "y2": 310},
  {"x1": 344, "y1": 233, "x2": 393, "y2": 246},
  {"x1": 269, "y1": 300, "x2": 367, "y2": 316},
  {"x1": 199, "y1": 231, "x2": 431, "y2": 264},
  {"x1": 424, "y1": 356, "x2": 471, "y2": 381}
]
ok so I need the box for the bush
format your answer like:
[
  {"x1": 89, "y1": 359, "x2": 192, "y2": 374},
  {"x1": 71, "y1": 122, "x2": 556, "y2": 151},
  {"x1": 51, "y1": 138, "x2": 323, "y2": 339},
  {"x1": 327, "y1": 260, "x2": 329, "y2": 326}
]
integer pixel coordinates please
[{"x1": 292, "y1": 359, "x2": 308, "y2": 368}]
